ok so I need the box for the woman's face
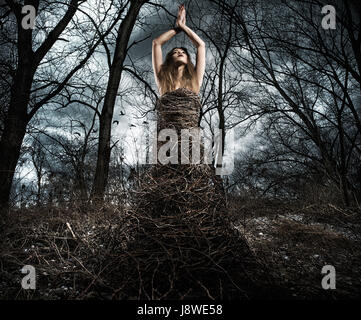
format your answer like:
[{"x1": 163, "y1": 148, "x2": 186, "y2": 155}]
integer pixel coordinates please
[{"x1": 171, "y1": 48, "x2": 188, "y2": 65}]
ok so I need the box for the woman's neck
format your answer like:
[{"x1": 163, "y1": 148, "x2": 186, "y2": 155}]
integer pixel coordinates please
[{"x1": 175, "y1": 65, "x2": 185, "y2": 80}]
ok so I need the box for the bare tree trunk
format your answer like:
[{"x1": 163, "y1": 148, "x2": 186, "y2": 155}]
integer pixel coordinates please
[
  {"x1": 91, "y1": 0, "x2": 148, "y2": 201},
  {"x1": 0, "y1": 53, "x2": 34, "y2": 208},
  {"x1": 337, "y1": 90, "x2": 350, "y2": 206}
]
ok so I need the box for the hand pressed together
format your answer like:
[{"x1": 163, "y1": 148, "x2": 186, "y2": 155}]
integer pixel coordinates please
[{"x1": 176, "y1": 4, "x2": 186, "y2": 30}]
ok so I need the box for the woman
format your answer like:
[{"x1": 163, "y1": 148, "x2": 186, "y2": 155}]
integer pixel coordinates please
[
  {"x1": 132, "y1": 5, "x2": 224, "y2": 218},
  {"x1": 152, "y1": 4, "x2": 206, "y2": 166},
  {"x1": 126, "y1": 9, "x2": 248, "y2": 300},
  {"x1": 152, "y1": 4, "x2": 205, "y2": 96}
]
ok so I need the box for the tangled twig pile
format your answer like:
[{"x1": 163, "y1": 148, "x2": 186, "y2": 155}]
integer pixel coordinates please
[{"x1": 112, "y1": 163, "x2": 266, "y2": 299}]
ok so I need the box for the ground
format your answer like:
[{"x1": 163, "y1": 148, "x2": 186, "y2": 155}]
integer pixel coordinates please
[{"x1": 1, "y1": 197, "x2": 360, "y2": 299}]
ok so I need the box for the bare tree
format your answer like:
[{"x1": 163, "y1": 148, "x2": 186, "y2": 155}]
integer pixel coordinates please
[
  {"x1": 91, "y1": 0, "x2": 150, "y2": 201},
  {"x1": 209, "y1": 0, "x2": 361, "y2": 205},
  {"x1": 0, "y1": 0, "x2": 126, "y2": 209}
]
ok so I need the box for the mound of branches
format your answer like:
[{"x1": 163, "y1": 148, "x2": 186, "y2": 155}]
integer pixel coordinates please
[
  {"x1": 109, "y1": 163, "x2": 270, "y2": 299},
  {"x1": 0, "y1": 166, "x2": 280, "y2": 299}
]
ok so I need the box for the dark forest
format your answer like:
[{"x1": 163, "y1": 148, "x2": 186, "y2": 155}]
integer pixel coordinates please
[{"x1": 0, "y1": 0, "x2": 360, "y2": 302}]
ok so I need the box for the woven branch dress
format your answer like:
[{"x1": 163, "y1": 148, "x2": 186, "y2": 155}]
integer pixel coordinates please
[
  {"x1": 133, "y1": 87, "x2": 226, "y2": 218},
  {"x1": 122, "y1": 87, "x2": 255, "y2": 301}
]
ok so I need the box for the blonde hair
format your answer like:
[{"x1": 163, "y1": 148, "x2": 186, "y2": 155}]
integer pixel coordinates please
[{"x1": 158, "y1": 47, "x2": 198, "y2": 95}]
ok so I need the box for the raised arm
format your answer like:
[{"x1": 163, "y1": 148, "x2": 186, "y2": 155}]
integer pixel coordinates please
[
  {"x1": 177, "y1": 4, "x2": 206, "y2": 89},
  {"x1": 152, "y1": 29, "x2": 179, "y2": 91}
]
